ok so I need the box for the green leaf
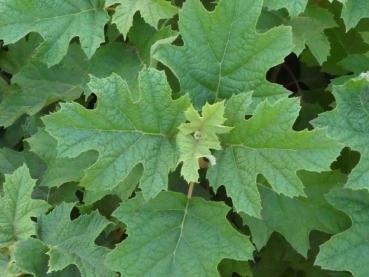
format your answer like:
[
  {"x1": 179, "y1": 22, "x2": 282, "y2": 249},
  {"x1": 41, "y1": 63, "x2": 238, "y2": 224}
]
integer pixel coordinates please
[
  {"x1": 43, "y1": 68, "x2": 190, "y2": 199},
  {"x1": 26, "y1": 129, "x2": 97, "y2": 188},
  {"x1": 0, "y1": 165, "x2": 48, "y2": 248},
  {"x1": 106, "y1": 191, "x2": 254, "y2": 276},
  {"x1": 0, "y1": 0, "x2": 109, "y2": 66},
  {"x1": 128, "y1": 14, "x2": 176, "y2": 65},
  {"x1": 208, "y1": 97, "x2": 342, "y2": 217},
  {"x1": 0, "y1": 40, "x2": 141, "y2": 127},
  {"x1": 315, "y1": 188, "x2": 369, "y2": 277},
  {"x1": 336, "y1": 0, "x2": 369, "y2": 30},
  {"x1": 289, "y1": 5, "x2": 337, "y2": 64},
  {"x1": 263, "y1": 0, "x2": 308, "y2": 17},
  {"x1": 314, "y1": 76, "x2": 369, "y2": 190},
  {"x1": 177, "y1": 102, "x2": 232, "y2": 182},
  {"x1": 243, "y1": 171, "x2": 350, "y2": 256},
  {"x1": 37, "y1": 203, "x2": 113, "y2": 277},
  {"x1": 106, "y1": 0, "x2": 177, "y2": 38},
  {"x1": 155, "y1": 0, "x2": 293, "y2": 108}
]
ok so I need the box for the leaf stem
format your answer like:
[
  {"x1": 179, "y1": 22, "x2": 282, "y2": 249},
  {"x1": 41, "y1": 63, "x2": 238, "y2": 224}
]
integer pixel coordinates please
[{"x1": 187, "y1": 182, "x2": 195, "y2": 199}]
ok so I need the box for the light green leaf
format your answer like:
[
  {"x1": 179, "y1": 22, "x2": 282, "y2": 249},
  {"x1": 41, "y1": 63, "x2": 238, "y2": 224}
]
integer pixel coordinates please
[
  {"x1": 290, "y1": 5, "x2": 337, "y2": 64},
  {"x1": 336, "y1": 0, "x2": 369, "y2": 30},
  {"x1": 244, "y1": 171, "x2": 350, "y2": 256},
  {"x1": 208, "y1": 97, "x2": 342, "y2": 218},
  {"x1": 106, "y1": 191, "x2": 254, "y2": 276},
  {"x1": 315, "y1": 188, "x2": 369, "y2": 277},
  {"x1": 0, "y1": 165, "x2": 48, "y2": 248},
  {"x1": 43, "y1": 68, "x2": 190, "y2": 199},
  {"x1": 37, "y1": 203, "x2": 113, "y2": 277},
  {"x1": 155, "y1": 0, "x2": 293, "y2": 108},
  {"x1": 314, "y1": 76, "x2": 369, "y2": 190},
  {"x1": 26, "y1": 129, "x2": 97, "y2": 188},
  {"x1": 106, "y1": 0, "x2": 177, "y2": 38},
  {"x1": 177, "y1": 102, "x2": 232, "y2": 182},
  {"x1": 263, "y1": 0, "x2": 308, "y2": 16},
  {"x1": 0, "y1": 0, "x2": 109, "y2": 66}
]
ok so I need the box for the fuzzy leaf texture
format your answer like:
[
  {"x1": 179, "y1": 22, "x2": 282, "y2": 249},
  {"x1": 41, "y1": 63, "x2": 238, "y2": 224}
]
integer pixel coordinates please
[
  {"x1": 106, "y1": 191, "x2": 253, "y2": 276},
  {"x1": 0, "y1": 0, "x2": 109, "y2": 66},
  {"x1": 0, "y1": 165, "x2": 48, "y2": 248},
  {"x1": 44, "y1": 68, "x2": 190, "y2": 199},
  {"x1": 155, "y1": 0, "x2": 294, "y2": 108},
  {"x1": 208, "y1": 95, "x2": 342, "y2": 217},
  {"x1": 315, "y1": 76, "x2": 369, "y2": 191},
  {"x1": 177, "y1": 101, "x2": 232, "y2": 183}
]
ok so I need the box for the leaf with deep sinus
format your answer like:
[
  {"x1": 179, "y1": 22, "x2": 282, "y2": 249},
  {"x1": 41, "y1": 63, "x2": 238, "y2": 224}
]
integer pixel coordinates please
[
  {"x1": 314, "y1": 76, "x2": 369, "y2": 191},
  {"x1": 0, "y1": 165, "x2": 49, "y2": 248},
  {"x1": 155, "y1": 0, "x2": 293, "y2": 108},
  {"x1": 106, "y1": 0, "x2": 177, "y2": 38},
  {"x1": 105, "y1": 191, "x2": 254, "y2": 276},
  {"x1": 0, "y1": 0, "x2": 109, "y2": 66},
  {"x1": 43, "y1": 68, "x2": 190, "y2": 199},
  {"x1": 177, "y1": 102, "x2": 232, "y2": 183},
  {"x1": 208, "y1": 96, "x2": 343, "y2": 218}
]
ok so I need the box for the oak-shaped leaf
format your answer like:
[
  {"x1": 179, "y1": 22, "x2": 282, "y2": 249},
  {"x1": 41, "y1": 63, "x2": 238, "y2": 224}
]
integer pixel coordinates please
[
  {"x1": 106, "y1": 191, "x2": 254, "y2": 276},
  {"x1": 315, "y1": 188, "x2": 369, "y2": 277},
  {"x1": 244, "y1": 171, "x2": 350, "y2": 256},
  {"x1": 314, "y1": 76, "x2": 369, "y2": 190},
  {"x1": 37, "y1": 203, "x2": 114, "y2": 277},
  {"x1": 0, "y1": 0, "x2": 109, "y2": 66},
  {"x1": 0, "y1": 165, "x2": 48, "y2": 248},
  {"x1": 177, "y1": 102, "x2": 232, "y2": 183},
  {"x1": 155, "y1": 0, "x2": 293, "y2": 108},
  {"x1": 208, "y1": 95, "x2": 342, "y2": 217},
  {"x1": 26, "y1": 129, "x2": 97, "y2": 188},
  {"x1": 106, "y1": 0, "x2": 177, "y2": 38},
  {"x1": 43, "y1": 68, "x2": 190, "y2": 199}
]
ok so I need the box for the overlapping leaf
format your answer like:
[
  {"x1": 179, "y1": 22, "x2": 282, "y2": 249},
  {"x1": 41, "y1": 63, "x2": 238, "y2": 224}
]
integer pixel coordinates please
[
  {"x1": 106, "y1": 191, "x2": 253, "y2": 276},
  {"x1": 37, "y1": 203, "x2": 113, "y2": 277},
  {"x1": 0, "y1": 165, "x2": 48, "y2": 248},
  {"x1": 44, "y1": 68, "x2": 190, "y2": 199},
  {"x1": 244, "y1": 171, "x2": 350, "y2": 256},
  {"x1": 316, "y1": 189, "x2": 369, "y2": 277},
  {"x1": 264, "y1": 0, "x2": 308, "y2": 16},
  {"x1": 208, "y1": 95, "x2": 342, "y2": 217},
  {"x1": 315, "y1": 76, "x2": 369, "y2": 190},
  {"x1": 177, "y1": 102, "x2": 231, "y2": 183},
  {"x1": 0, "y1": 0, "x2": 109, "y2": 66},
  {"x1": 106, "y1": 0, "x2": 177, "y2": 38},
  {"x1": 155, "y1": 0, "x2": 293, "y2": 108}
]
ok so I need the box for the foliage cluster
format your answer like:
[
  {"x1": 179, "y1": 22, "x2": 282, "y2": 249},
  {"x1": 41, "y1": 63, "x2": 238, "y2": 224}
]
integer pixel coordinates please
[{"x1": 1, "y1": 0, "x2": 369, "y2": 276}]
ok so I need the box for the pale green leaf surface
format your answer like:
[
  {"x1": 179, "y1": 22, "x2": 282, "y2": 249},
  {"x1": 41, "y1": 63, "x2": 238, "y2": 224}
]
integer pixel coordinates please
[
  {"x1": 263, "y1": 0, "x2": 308, "y2": 16},
  {"x1": 177, "y1": 102, "x2": 232, "y2": 182},
  {"x1": 315, "y1": 189, "x2": 369, "y2": 277},
  {"x1": 336, "y1": 0, "x2": 369, "y2": 30},
  {"x1": 44, "y1": 68, "x2": 190, "y2": 199},
  {"x1": 314, "y1": 77, "x2": 369, "y2": 190},
  {"x1": 208, "y1": 97, "x2": 342, "y2": 217},
  {"x1": 106, "y1": 191, "x2": 254, "y2": 276},
  {"x1": 0, "y1": 0, "x2": 109, "y2": 66},
  {"x1": 26, "y1": 129, "x2": 97, "y2": 188},
  {"x1": 106, "y1": 0, "x2": 177, "y2": 38},
  {"x1": 37, "y1": 203, "x2": 113, "y2": 277},
  {"x1": 290, "y1": 6, "x2": 337, "y2": 64},
  {"x1": 0, "y1": 165, "x2": 48, "y2": 248},
  {"x1": 243, "y1": 171, "x2": 350, "y2": 256},
  {"x1": 155, "y1": 0, "x2": 293, "y2": 108}
]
